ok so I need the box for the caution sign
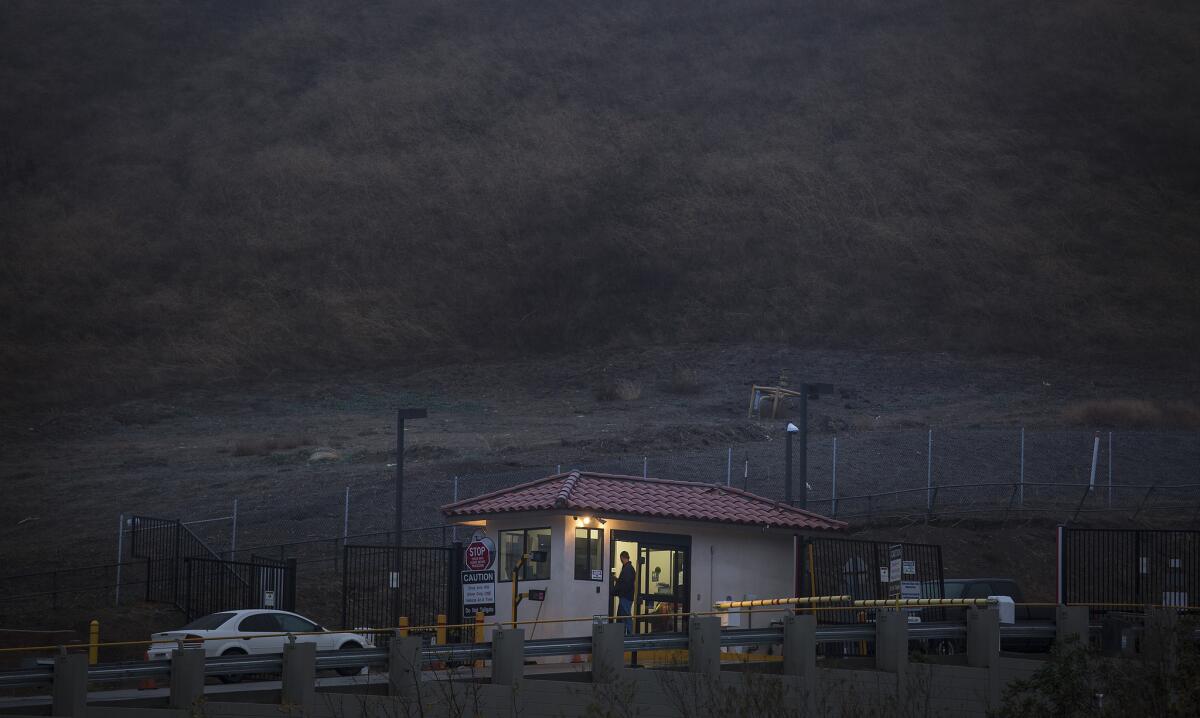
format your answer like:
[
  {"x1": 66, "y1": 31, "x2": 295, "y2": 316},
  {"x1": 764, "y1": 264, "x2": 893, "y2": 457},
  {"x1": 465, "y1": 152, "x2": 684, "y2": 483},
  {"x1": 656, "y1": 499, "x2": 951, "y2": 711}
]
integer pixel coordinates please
[
  {"x1": 461, "y1": 530, "x2": 498, "y2": 616},
  {"x1": 462, "y1": 570, "x2": 496, "y2": 617}
]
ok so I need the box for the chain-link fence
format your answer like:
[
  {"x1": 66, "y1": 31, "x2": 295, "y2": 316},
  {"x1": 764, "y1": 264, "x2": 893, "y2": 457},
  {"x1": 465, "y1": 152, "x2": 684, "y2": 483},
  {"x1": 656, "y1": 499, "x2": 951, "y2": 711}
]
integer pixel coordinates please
[{"x1": 445, "y1": 428, "x2": 1200, "y2": 522}]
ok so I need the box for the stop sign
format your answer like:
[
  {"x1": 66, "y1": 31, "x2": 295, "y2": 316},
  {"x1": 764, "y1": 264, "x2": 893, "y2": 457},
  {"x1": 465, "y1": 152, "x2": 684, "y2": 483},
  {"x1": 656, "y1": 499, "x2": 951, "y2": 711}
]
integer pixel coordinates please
[{"x1": 465, "y1": 540, "x2": 493, "y2": 570}]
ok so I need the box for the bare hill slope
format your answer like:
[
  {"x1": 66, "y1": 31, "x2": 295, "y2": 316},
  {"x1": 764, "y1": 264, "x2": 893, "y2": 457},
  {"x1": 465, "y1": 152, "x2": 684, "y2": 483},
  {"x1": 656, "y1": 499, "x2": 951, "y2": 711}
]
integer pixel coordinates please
[{"x1": 2, "y1": 0, "x2": 1198, "y2": 404}]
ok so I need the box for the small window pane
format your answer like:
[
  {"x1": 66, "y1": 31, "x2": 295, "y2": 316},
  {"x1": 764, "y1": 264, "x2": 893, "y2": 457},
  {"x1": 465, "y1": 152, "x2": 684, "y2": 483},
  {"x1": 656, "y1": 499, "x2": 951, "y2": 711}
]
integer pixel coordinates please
[
  {"x1": 574, "y1": 528, "x2": 603, "y2": 580},
  {"x1": 277, "y1": 615, "x2": 319, "y2": 633},
  {"x1": 499, "y1": 530, "x2": 523, "y2": 582},
  {"x1": 527, "y1": 528, "x2": 551, "y2": 580},
  {"x1": 181, "y1": 612, "x2": 236, "y2": 631},
  {"x1": 574, "y1": 529, "x2": 590, "y2": 580},
  {"x1": 238, "y1": 613, "x2": 282, "y2": 632}
]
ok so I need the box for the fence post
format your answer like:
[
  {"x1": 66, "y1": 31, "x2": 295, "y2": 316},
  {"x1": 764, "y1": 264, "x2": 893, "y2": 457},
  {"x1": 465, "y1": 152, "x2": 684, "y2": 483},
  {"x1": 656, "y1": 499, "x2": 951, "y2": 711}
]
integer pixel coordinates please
[
  {"x1": 926, "y1": 429, "x2": 933, "y2": 513},
  {"x1": 642, "y1": 456, "x2": 647, "y2": 479},
  {"x1": 341, "y1": 545, "x2": 349, "y2": 629},
  {"x1": 448, "y1": 542, "x2": 464, "y2": 637},
  {"x1": 492, "y1": 628, "x2": 526, "y2": 686},
  {"x1": 783, "y1": 613, "x2": 816, "y2": 713},
  {"x1": 966, "y1": 607, "x2": 1002, "y2": 709},
  {"x1": 451, "y1": 477, "x2": 458, "y2": 543},
  {"x1": 51, "y1": 651, "x2": 87, "y2": 717},
  {"x1": 52, "y1": 570, "x2": 59, "y2": 609},
  {"x1": 726, "y1": 447, "x2": 732, "y2": 487},
  {"x1": 173, "y1": 520, "x2": 182, "y2": 605},
  {"x1": 281, "y1": 640, "x2": 316, "y2": 710},
  {"x1": 1107, "y1": 432, "x2": 1113, "y2": 508},
  {"x1": 343, "y1": 486, "x2": 350, "y2": 550},
  {"x1": 230, "y1": 498, "x2": 238, "y2": 558},
  {"x1": 388, "y1": 631, "x2": 423, "y2": 697},
  {"x1": 184, "y1": 558, "x2": 192, "y2": 621},
  {"x1": 284, "y1": 558, "x2": 297, "y2": 611},
  {"x1": 592, "y1": 623, "x2": 625, "y2": 683},
  {"x1": 831, "y1": 437, "x2": 838, "y2": 517},
  {"x1": 687, "y1": 617, "x2": 720, "y2": 675},
  {"x1": 1088, "y1": 431, "x2": 1100, "y2": 492},
  {"x1": 115, "y1": 513, "x2": 124, "y2": 607},
  {"x1": 1019, "y1": 428, "x2": 1025, "y2": 507},
  {"x1": 168, "y1": 648, "x2": 206, "y2": 710}
]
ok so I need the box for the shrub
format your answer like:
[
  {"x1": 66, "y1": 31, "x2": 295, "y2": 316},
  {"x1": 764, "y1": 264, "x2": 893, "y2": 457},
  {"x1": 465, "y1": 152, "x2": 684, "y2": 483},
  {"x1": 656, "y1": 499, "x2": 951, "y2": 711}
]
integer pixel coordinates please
[
  {"x1": 665, "y1": 364, "x2": 702, "y2": 395},
  {"x1": 595, "y1": 377, "x2": 642, "y2": 402},
  {"x1": 232, "y1": 435, "x2": 315, "y2": 457}
]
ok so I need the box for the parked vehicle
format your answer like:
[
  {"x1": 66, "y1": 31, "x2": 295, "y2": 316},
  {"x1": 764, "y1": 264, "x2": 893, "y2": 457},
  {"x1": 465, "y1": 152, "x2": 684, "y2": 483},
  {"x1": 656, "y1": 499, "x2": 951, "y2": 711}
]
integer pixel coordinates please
[
  {"x1": 146, "y1": 610, "x2": 373, "y2": 682},
  {"x1": 927, "y1": 578, "x2": 1054, "y2": 655}
]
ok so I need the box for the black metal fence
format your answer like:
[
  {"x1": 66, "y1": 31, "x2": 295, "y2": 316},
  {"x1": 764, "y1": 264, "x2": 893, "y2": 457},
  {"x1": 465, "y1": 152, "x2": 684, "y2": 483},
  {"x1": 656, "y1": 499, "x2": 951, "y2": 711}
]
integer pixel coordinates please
[
  {"x1": 181, "y1": 556, "x2": 296, "y2": 621},
  {"x1": 803, "y1": 536, "x2": 945, "y2": 625},
  {"x1": 129, "y1": 515, "x2": 230, "y2": 607},
  {"x1": 342, "y1": 544, "x2": 462, "y2": 642},
  {"x1": 1059, "y1": 527, "x2": 1200, "y2": 611}
]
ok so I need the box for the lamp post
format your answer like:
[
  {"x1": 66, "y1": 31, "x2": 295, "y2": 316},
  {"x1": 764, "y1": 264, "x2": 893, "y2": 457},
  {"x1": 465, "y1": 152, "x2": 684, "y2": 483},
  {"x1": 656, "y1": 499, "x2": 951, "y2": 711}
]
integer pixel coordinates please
[
  {"x1": 394, "y1": 408, "x2": 427, "y2": 625},
  {"x1": 783, "y1": 382, "x2": 834, "y2": 510},
  {"x1": 785, "y1": 422, "x2": 799, "y2": 507}
]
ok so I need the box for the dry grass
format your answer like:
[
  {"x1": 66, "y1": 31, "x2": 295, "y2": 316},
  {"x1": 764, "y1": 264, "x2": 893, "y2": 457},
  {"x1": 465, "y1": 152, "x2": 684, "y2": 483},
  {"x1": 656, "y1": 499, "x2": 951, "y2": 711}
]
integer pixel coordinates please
[
  {"x1": 1, "y1": 0, "x2": 1198, "y2": 405},
  {"x1": 1063, "y1": 400, "x2": 1200, "y2": 429},
  {"x1": 232, "y1": 435, "x2": 316, "y2": 457}
]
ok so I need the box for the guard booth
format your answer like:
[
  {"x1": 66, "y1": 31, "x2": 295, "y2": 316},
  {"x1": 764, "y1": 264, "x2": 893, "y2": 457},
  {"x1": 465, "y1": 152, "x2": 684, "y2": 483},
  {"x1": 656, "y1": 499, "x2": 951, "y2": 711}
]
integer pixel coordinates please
[{"x1": 442, "y1": 470, "x2": 847, "y2": 642}]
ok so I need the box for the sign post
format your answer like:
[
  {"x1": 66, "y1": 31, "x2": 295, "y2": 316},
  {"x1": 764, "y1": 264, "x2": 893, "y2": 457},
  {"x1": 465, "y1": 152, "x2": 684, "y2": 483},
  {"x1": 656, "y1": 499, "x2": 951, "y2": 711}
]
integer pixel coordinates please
[{"x1": 888, "y1": 544, "x2": 903, "y2": 601}]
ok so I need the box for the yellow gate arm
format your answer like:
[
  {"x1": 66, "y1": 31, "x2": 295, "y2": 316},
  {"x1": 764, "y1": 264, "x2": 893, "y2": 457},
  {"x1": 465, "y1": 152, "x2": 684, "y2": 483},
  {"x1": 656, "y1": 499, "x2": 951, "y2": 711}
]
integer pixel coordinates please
[{"x1": 714, "y1": 595, "x2": 851, "y2": 609}]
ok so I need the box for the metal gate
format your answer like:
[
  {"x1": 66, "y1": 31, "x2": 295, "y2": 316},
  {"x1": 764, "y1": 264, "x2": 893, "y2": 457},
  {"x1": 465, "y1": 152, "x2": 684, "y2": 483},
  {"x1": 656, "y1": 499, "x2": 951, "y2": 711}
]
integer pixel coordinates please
[
  {"x1": 801, "y1": 536, "x2": 945, "y2": 624},
  {"x1": 342, "y1": 544, "x2": 461, "y2": 639},
  {"x1": 1058, "y1": 527, "x2": 1199, "y2": 609},
  {"x1": 129, "y1": 515, "x2": 237, "y2": 608},
  {"x1": 182, "y1": 556, "x2": 296, "y2": 621}
]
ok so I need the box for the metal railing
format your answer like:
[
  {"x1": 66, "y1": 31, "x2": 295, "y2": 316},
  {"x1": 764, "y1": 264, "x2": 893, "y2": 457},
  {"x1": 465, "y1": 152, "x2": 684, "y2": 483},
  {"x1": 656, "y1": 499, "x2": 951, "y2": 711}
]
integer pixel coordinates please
[{"x1": 0, "y1": 621, "x2": 1060, "y2": 689}]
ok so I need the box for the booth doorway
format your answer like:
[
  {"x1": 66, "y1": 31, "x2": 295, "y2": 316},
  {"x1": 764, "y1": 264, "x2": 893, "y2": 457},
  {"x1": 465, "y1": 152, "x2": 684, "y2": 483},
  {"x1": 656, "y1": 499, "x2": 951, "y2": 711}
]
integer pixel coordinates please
[{"x1": 610, "y1": 531, "x2": 690, "y2": 633}]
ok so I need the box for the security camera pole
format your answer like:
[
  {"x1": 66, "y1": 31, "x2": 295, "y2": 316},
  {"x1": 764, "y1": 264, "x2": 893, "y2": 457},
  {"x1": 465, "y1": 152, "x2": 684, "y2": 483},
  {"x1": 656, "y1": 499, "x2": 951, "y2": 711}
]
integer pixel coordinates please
[
  {"x1": 785, "y1": 421, "x2": 801, "y2": 508},
  {"x1": 394, "y1": 408, "x2": 427, "y2": 626},
  {"x1": 783, "y1": 383, "x2": 833, "y2": 510}
]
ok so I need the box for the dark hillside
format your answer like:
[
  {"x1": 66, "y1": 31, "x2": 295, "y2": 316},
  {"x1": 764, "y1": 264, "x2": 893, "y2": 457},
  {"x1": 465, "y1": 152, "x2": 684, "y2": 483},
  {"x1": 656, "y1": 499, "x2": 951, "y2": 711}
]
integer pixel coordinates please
[{"x1": 2, "y1": 0, "x2": 1198, "y2": 404}]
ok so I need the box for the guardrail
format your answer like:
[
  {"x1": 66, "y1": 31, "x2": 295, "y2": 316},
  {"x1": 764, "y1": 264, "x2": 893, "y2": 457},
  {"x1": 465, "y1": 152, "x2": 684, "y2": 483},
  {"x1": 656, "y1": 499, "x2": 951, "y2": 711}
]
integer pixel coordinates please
[{"x1": 0, "y1": 621, "x2": 1062, "y2": 689}]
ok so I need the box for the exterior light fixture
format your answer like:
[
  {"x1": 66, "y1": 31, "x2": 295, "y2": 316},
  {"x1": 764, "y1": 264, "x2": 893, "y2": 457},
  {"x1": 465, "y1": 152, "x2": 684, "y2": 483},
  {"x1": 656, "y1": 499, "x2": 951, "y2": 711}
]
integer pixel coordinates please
[{"x1": 582, "y1": 516, "x2": 591, "y2": 525}]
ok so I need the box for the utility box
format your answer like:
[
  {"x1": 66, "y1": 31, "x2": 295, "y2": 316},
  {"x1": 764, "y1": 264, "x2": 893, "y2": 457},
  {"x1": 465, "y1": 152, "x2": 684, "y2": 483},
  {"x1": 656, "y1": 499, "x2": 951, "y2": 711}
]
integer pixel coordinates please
[
  {"x1": 1101, "y1": 613, "x2": 1141, "y2": 657},
  {"x1": 988, "y1": 596, "x2": 1015, "y2": 625}
]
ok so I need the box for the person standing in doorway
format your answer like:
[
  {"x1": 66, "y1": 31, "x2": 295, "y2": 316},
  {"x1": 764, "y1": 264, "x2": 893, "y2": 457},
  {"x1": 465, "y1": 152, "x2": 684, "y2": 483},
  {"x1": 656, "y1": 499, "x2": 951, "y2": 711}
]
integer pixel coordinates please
[{"x1": 615, "y1": 550, "x2": 636, "y2": 635}]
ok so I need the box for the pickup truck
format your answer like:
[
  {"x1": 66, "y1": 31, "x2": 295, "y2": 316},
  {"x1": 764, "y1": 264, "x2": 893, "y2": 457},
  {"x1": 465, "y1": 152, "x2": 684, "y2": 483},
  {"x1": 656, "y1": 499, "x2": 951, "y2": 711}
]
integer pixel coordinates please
[{"x1": 929, "y1": 577, "x2": 1054, "y2": 654}]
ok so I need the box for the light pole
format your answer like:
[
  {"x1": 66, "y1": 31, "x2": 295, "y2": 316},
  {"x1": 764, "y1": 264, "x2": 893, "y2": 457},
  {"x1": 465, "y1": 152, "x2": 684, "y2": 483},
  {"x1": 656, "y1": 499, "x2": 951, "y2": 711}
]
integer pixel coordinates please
[
  {"x1": 783, "y1": 382, "x2": 834, "y2": 510},
  {"x1": 785, "y1": 422, "x2": 799, "y2": 507},
  {"x1": 393, "y1": 408, "x2": 426, "y2": 625}
]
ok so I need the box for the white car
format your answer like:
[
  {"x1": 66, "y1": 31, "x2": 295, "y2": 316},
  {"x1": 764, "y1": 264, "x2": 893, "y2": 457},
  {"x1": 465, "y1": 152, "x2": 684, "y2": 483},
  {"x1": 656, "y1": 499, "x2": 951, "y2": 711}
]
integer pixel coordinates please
[{"x1": 147, "y1": 609, "x2": 372, "y2": 681}]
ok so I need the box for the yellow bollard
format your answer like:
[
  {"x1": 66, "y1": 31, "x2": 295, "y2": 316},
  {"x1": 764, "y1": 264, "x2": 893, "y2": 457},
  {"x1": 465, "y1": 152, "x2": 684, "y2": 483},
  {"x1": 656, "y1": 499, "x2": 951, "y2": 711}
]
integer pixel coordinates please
[
  {"x1": 398, "y1": 616, "x2": 409, "y2": 637},
  {"x1": 436, "y1": 614, "x2": 447, "y2": 646},
  {"x1": 88, "y1": 620, "x2": 99, "y2": 665}
]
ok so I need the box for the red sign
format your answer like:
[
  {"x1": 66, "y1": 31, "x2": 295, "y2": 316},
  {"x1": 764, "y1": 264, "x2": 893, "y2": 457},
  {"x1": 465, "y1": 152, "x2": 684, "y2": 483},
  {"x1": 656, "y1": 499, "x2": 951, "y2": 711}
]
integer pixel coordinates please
[{"x1": 465, "y1": 540, "x2": 492, "y2": 571}]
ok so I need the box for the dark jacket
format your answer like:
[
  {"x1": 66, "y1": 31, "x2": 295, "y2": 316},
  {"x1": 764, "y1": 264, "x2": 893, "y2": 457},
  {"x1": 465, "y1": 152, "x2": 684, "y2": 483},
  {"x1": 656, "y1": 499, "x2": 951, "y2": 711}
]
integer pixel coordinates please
[{"x1": 615, "y1": 562, "x2": 636, "y2": 601}]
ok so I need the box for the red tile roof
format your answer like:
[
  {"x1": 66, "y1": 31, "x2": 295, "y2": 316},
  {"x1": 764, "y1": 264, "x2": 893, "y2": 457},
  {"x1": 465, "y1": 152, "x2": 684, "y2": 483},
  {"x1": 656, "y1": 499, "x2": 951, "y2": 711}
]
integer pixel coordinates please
[{"x1": 442, "y1": 471, "x2": 846, "y2": 532}]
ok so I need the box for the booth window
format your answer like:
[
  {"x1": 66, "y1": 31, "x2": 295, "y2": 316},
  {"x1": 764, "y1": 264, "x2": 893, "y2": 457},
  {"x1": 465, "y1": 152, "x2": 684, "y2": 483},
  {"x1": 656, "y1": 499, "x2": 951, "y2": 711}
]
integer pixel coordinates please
[
  {"x1": 498, "y1": 527, "x2": 551, "y2": 581},
  {"x1": 574, "y1": 528, "x2": 603, "y2": 580}
]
